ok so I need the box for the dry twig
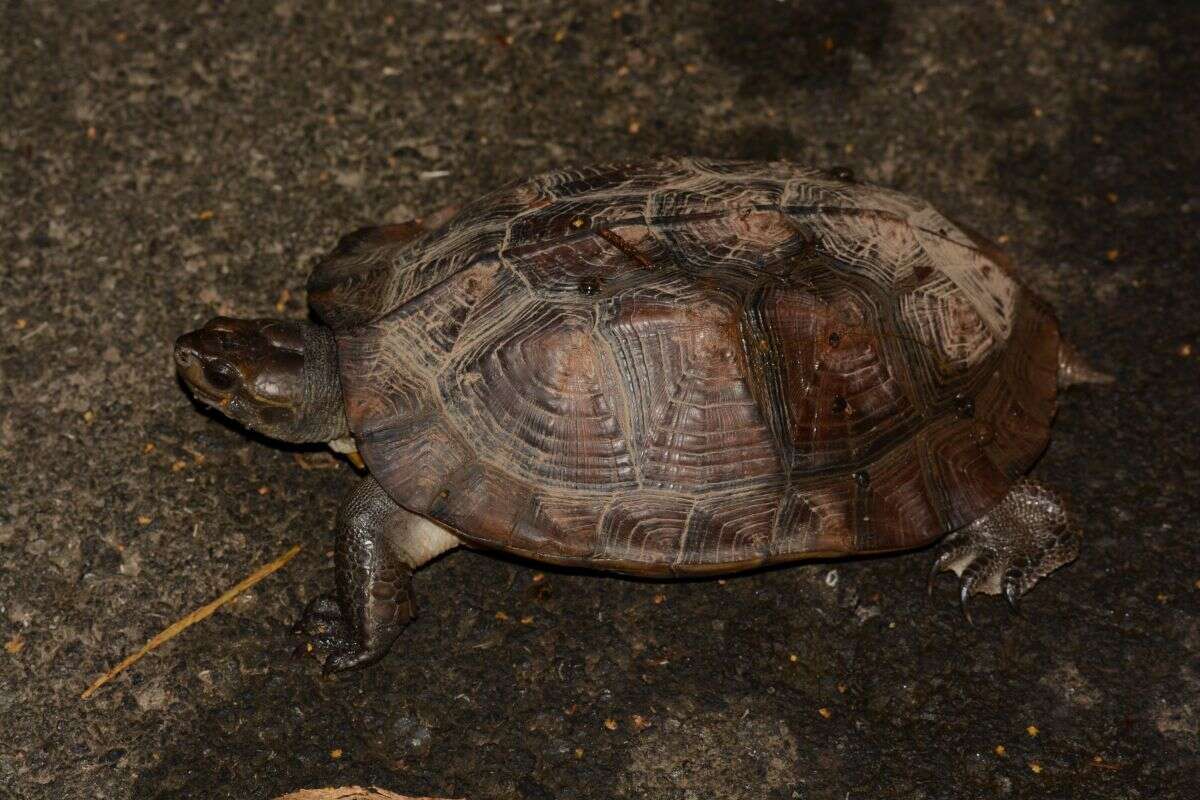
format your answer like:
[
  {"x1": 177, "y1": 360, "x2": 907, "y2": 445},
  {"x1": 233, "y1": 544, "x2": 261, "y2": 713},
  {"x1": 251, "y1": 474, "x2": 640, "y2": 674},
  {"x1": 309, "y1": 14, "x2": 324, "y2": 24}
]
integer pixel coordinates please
[{"x1": 80, "y1": 545, "x2": 302, "y2": 700}]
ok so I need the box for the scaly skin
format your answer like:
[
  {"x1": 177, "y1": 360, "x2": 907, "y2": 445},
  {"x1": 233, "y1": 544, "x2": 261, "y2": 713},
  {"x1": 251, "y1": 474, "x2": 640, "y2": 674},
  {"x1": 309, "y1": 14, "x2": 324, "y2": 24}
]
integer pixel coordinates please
[
  {"x1": 292, "y1": 476, "x2": 461, "y2": 673},
  {"x1": 928, "y1": 479, "x2": 1081, "y2": 622}
]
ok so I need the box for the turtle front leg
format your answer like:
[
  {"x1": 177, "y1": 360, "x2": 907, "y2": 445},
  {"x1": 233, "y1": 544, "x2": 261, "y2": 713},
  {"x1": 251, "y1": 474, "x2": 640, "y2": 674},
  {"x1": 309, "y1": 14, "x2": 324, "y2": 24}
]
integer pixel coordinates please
[
  {"x1": 928, "y1": 479, "x2": 1081, "y2": 622},
  {"x1": 294, "y1": 476, "x2": 459, "y2": 673}
]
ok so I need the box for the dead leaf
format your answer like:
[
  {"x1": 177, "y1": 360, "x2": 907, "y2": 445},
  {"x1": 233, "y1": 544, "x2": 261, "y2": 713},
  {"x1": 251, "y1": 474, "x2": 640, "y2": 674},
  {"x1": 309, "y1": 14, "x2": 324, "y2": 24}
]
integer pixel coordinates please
[{"x1": 273, "y1": 788, "x2": 461, "y2": 800}]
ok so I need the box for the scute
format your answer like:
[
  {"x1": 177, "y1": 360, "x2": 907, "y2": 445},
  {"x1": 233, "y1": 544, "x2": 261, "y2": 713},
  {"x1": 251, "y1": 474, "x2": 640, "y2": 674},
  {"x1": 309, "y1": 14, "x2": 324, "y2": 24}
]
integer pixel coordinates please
[
  {"x1": 439, "y1": 301, "x2": 637, "y2": 489},
  {"x1": 599, "y1": 283, "x2": 784, "y2": 492},
  {"x1": 317, "y1": 158, "x2": 1060, "y2": 575}
]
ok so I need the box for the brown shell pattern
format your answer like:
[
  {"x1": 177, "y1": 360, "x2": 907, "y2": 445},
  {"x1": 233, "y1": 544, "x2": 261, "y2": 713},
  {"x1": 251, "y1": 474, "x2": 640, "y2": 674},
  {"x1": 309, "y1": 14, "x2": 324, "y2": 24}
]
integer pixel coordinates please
[{"x1": 308, "y1": 158, "x2": 1060, "y2": 575}]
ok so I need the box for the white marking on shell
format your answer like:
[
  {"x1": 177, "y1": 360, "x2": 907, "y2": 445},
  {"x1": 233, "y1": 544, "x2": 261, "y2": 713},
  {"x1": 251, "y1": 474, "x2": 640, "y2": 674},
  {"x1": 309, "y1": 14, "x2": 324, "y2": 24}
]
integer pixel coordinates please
[
  {"x1": 906, "y1": 204, "x2": 1017, "y2": 342},
  {"x1": 901, "y1": 276, "x2": 996, "y2": 370}
]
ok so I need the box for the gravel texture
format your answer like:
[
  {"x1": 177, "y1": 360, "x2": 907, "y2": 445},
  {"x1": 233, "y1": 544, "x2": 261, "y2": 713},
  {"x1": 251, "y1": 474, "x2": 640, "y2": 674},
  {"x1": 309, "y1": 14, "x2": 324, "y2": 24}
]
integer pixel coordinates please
[{"x1": 1, "y1": 1, "x2": 1197, "y2": 798}]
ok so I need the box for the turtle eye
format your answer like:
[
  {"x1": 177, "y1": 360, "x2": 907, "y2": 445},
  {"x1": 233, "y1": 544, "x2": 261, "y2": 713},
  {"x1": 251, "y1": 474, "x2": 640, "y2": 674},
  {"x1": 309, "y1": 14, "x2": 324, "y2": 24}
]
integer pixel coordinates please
[{"x1": 204, "y1": 359, "x2": 241, "y2": 391}]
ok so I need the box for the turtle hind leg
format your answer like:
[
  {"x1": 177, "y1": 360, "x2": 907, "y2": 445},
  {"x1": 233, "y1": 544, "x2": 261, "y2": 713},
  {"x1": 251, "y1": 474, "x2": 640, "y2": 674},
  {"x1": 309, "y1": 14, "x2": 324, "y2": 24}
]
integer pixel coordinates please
[
  {"x1": 293, "y1": 476, "x2": 460, "y2": 673},
  {"x1": 928, "y1": 479, "x2": 1081, "y2": 623}
]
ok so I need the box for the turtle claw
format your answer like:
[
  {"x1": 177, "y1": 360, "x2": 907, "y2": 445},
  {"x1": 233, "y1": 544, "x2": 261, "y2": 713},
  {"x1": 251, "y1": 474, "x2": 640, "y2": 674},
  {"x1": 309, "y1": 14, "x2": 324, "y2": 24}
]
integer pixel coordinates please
[
  {"x1": 292, "y1": 587, "x2": 408, "y2": 674},
  {"x1": 292, "y1": 632, "x2": 356, "y2": 666},
  {"x1": 959, "y1": 579, "x2": 975, "y2": 625},
  {"x1": 927, "y1": 551, "x2": 953, "y2": 596},
  {"x1": 293, "y1": 594, "x2": 345, "y2": 635},
  {"x1": 293, "y1": 593, "x2": 364, "y2": 670},
  {"x1": 292, "y1": 594, "x2": 342, "y2": 635},
  {"x1": 1003, "y1": 569, "x2": 1023, "y2": 615},
  {"x1": 323, "y1": 646, "x2": 390, "y2": 676},
  {"x1": 927, "y1": 480, "x2": 1081, "y2": 623}
]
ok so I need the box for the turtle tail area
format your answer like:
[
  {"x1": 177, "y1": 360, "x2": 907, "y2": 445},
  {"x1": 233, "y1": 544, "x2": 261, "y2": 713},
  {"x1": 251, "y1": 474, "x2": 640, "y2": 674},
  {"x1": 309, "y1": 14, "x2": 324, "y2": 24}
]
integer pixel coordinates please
[{"x1": 1057, "y1": 341, "x2": 1115, "y2": 389}]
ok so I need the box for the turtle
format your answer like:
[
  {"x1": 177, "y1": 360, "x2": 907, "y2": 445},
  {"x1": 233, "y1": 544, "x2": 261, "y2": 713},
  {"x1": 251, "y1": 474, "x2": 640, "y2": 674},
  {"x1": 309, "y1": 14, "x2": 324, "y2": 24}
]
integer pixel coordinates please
[{"x1": 174, "y1": 158, "x2": 1112, "y2": 673}]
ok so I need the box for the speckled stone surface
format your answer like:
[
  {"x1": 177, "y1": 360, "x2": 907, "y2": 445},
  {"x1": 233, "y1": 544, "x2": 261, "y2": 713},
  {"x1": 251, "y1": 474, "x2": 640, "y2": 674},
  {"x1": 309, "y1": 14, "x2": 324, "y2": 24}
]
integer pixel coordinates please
[{"x1": 1, "y1": 2, "x2": 1197, "y2": 798}]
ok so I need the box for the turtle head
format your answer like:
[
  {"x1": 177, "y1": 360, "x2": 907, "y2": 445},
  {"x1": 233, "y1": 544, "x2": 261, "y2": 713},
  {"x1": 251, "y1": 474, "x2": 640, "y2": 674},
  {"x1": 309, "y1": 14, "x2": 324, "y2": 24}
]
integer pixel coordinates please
[{"x1": 174, "y1": 317, "x2": 348, "y2": 443}]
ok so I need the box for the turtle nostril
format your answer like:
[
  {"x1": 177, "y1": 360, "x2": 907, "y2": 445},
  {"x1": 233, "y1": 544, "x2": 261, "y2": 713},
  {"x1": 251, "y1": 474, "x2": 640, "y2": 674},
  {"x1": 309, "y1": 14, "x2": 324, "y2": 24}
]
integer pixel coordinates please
[{"x1": 174, "y1": 342, "x2": 196, "y2": 368}]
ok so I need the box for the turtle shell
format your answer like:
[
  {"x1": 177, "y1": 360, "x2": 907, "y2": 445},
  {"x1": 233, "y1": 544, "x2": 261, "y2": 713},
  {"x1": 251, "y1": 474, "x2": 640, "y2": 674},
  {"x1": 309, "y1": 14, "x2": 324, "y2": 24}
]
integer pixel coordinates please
[{"x1": 308, "y1": 158, "x2": 1059, "y2": 576}]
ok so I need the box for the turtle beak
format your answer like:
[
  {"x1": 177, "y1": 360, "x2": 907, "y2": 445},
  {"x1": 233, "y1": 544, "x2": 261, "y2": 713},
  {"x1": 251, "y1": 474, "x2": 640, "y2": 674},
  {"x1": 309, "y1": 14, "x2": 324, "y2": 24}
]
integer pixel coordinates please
[{"x1": 174, "y1": 327, "x2": 243, "y2": 407}]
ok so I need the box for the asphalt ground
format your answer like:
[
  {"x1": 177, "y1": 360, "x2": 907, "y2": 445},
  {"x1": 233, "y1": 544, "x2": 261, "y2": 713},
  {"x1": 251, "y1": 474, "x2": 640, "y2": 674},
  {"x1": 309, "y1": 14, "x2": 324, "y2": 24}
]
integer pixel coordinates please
[{"x1": 1, "y1": 2, "x2": 1197, "y2": 798}]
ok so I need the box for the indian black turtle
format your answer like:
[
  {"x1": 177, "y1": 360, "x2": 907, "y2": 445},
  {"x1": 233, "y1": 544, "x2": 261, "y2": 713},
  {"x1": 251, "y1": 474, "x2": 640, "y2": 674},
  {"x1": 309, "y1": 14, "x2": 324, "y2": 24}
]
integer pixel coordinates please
[{"x1": 174, "y1": 158, "x2": 1111, "y2": 672}]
